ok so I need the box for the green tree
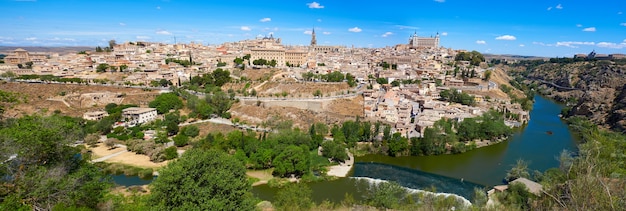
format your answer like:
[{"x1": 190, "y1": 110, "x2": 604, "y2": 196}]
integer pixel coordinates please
[
  {"x1": 173, "y1": 134, "x2": 189, "y2": 147},
  {"x1": 96, "y1": 63, "x2": 109, "y2": 72},
  {"x1": 312, "y1": 89, "x2": 322, "y2": 97},
  {"x1": 505, "y1": 159, "x2": 530, "y2": 182},
  {"x1": 149, "y1": 93, "x2": 183, "y2": 114},
  {"x1": 163, "y1": 146, "x2": 178, "y2": 160},
  {"x1": 0, "y1": 115, "x2": 111, "y2": 210},
  {"x1": 272, "y1": 145, "x2": 310, "y2": 177},
  {"x1": 180, "y1": 125, "x2": 200, "y2": 137},
  {"x1": 205, "y1": 91, "x2": 233, "y2": 118},
  {"x1": 376, "y1": 77, "x2": 388, "y2": 84},
  {"x1": 233, "y1": 57, "x2": 244, "y2": 65},
  {"x1": 274, "y1": 183, "x2": 314, "y2": 211},
  {"x1": 212, "y1": 68, "x2": 231, "y2": 87},
  {"x1": 321, "y1": 139, "x2": 348, "y2": 162},
  {"x1": 158, "y1": 79, "x2": 172, "y2": 87},
  {"x1": 364, "y1": 181, "x2": 408, "y2": 209},
  {"x1": 148, "y1": 149, "x2": 255, "y2": 210},
  {"x1": 483, "y1": 70, "x2": 492, "y2": 81},
  {"x1": 108, "y1": 39, "x2": 116, "y2": 49},
  {"x1": 387, "y1": 132, "x2": 408, "y2": 156}
]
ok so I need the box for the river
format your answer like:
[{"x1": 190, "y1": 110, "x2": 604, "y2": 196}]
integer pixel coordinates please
[
  {"x1": 114, "y1": 95, "x2": 578, "y2": 204},
  {"x1": 252, "y1": 95, "x2": 578, "y2": 203}
]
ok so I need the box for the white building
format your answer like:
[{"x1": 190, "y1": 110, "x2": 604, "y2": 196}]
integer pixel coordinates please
[
  {"x1": 409, "y1": 32, "x2": 440, "y2": 49},
  {"x1": 83, "y1": 111, "x2": 109, "y2": 121},
  {"x1": 122, "y1": 107, "x2": 157, "y2": 126}
]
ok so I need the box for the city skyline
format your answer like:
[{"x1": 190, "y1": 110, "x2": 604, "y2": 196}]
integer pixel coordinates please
[{"x1": 0, "y1": 0, "x2": 624, "y2": 57}]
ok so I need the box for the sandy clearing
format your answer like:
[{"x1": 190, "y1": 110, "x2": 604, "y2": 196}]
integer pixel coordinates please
[
  {"x1": 247, "y1": 169, "x2": 274, "y2": 186},
  {"x1": 326, "y1": 150, "x2": 354, "y2": 177},
  {"x1": 88, "y1": 144, "x2": 169, "y2": 169},
  {"x1": 88, "y1": 144, "x2": 126, "y2": 159}
]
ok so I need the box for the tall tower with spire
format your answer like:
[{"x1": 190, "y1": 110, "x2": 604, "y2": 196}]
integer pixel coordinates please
[{"x1": 310, "y1": 27, "x2": 317, "y2": 46}]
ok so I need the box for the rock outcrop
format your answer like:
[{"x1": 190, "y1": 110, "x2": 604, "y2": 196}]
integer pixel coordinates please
[{"x1": 523, "y1": 61, "x2": 626, "y2": 130}]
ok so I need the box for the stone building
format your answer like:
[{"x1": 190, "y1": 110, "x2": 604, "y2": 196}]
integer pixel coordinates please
[
  {"x1": 409, "y1": 32, "x2": 440, "y2": 48},
  {"x1": 122, "y1": 107, "x2": 157, "y2": 126}
]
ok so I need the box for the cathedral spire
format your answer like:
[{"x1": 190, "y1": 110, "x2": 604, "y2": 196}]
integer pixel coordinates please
[{"x1": 310, "y1": 27, "x2": 317, "y2": 46}]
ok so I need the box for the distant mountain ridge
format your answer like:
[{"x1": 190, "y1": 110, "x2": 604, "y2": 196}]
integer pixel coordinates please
[{"x1": 0, "y1": 46, "x2": 93, "y2": 54}]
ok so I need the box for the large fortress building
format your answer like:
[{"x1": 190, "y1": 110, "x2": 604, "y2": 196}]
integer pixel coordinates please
[{"x1": 409, "y1": 32, "x2": 440, "y2": 49}]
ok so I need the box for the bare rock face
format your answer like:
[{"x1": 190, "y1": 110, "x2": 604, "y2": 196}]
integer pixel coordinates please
[
  {"x1": 608, "y1": 84, "x2": 626, "y2": 132},
  {"x1": 526, "y1": 61, "x2": 626, "y2": 130}
]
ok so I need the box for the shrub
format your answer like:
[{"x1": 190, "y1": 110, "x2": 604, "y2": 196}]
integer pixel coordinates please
[
  {"x1": 173, "y1": 134, "x2": 189, "y2": 147},
  {"x1": 164, "y1": 146, "x2": 178, "y2": 160}
]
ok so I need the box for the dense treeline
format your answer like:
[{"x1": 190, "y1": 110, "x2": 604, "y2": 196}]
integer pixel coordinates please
[
  {"x1": 439, "y1": 88, "x2": 476, "y2": 106},
  {"x1": 15, "y1": 74, "x2": 86, "y2": 84},
  {"x1": 188, "y1": 68, "x2": 231, "y2": 88},
  {"x1": 0, "y1": 115, "x2": 111, "y2": 210},
  {"x1": 410, "y1": 110, "x2": 511, "y2": 156},
  {"x1": 165, "y1": 58, "x2": 197, "y2": 67},
  {"x1": 301, "y1": 71, "x2": 357, "y2": 87},
  {"x1": 455, "y1": 51, "x2": 485, "y2": 66}
]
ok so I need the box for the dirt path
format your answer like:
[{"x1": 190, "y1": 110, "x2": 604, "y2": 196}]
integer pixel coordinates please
[{"x1": 92, "y1": 148, "x2": 128, "y2": 162}]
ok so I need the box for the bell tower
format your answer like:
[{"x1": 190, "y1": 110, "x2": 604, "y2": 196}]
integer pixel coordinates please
[{"x1": 310, "y1": 27, "x2": 317, "y2": 46}]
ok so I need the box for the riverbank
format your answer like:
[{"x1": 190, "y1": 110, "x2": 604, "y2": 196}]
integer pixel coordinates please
[
  {"x1": 88, "y1": 143, "x2": 169, "y2": 169},
  {"x1": 326, "y1": 150, "x2": 355, "y2": 177}
]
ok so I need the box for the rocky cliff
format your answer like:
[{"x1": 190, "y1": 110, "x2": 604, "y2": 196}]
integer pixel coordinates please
[{"x1": 520, "y1": 61, "x2": 626, "y2": 131}]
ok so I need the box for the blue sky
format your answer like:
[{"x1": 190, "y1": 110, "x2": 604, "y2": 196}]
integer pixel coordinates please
[{"x1": 0, "y1": 0, "x2": 624, "y2": 57}]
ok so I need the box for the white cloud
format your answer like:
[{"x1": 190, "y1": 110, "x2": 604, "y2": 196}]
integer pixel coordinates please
[
  {"x1": 260, "y1": 18, "x2": 271, "y2": 22},
  {"x1": 476, "y1": 40, "x2": 486, "y2": 44},
  {"x1": 348, "y1": 27, "x2": 362, "y2": 33},
  {"x1": 119, "y1": 22, "x2": 126, "y2": 26},
  {"x1": 582, "y1": 27, "x2": 596, "y2": 32},
  {"x1": 547, "y1": 7, "x2": 552, "y2": 11},
  {"x1": 597, "y1": 42, "x2": 626, "y2": 49},
  {"x1": 317, "y1": 19, "x2": 322, "y2": 22},
  {"x1": 156, "y1": 30, "x2": 171, "y2": 35},
  {"x1": 434, "y1": 0, "x2": 445, "y2": 2},
  {"x1": 395, "y1": 25, "x2": 419, "y2": 30},
  {"x1": 620, "y1": 23, "x2": 626, "y2": 26},
  {"x1": 25, "y1": 37, "x2": 37, "y2": 41},
  {"x1": 533, "y1": 41, "x2": 548, "y2": 46},
  {"x1": 556, "y1": 41, "x2": 595, "y2": 48},
  {"x1": 381, "y1": 32, "x2": 393, "y2": 37},
  {"x1": 136, "y1": 36, "x2": 151, "y2": 40},
  {"x1": 576, "y1": 24, "x2": 582, "y2": 27},
  {"x1": 303, "y1": 30, "x2": 312, "y2": 35},
  {"x1": 156, "y1": 6, "x2": 161, "y2": 10},
  {"x1": 495, "y1": 35, "x2": 516, "y2": 40},
  {"x1": 619, "y1": 11, "x2": 623, "y2": 15},
  {"x1": 307, "y1": 2, "x2": 324, "y2": 9},
  {"x1": 240, "y1": 26, "x2": 252, "y2": 31},
  {"x1": 519, "y1": 44, "x2": 525, "y2": 47},
  {"x1": 556, "y1": 4, "x2": 563, "y2": 9},
  {"x1": 441, "y1": 32, "x2": 448, "y2": 36},
  {"x1": 322, "y1": 31, "x2": 331, "y2": 35}
]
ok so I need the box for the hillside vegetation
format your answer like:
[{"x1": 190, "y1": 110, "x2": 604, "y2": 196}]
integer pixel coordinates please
[{"x1": 508, "y1": 59, "x2": 626, "y2": 131}]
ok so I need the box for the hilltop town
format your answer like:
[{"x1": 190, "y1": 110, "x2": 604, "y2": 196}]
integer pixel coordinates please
[{"x1": 0, "y1": 30, "x2": 531, "y2": 139}]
